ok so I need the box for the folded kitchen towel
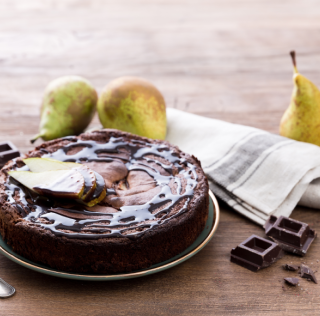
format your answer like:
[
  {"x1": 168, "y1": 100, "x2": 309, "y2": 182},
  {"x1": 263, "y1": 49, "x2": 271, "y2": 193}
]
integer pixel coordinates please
[{"x1": 166, "y1": 108, "x2": 320, "y2": 226}]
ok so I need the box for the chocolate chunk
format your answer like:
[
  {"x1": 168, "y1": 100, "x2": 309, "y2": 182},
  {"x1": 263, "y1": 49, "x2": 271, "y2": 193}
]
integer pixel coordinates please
[
  {"x1": 264, "y1": 215, "x2": 316, "y2": 256},
  {"x1": 230, "y1": 234, "x2": 284, "y2": 272},
  {"x1": 284, "y1": 277, "x2": 299, "y2": 286},
  {"x1": 0, "y1": 141, "x2": 20, "y2": 168},
  {"x1": 300, "y1": 264, "x2": 317, "y2": 284},
  {"x1": 283, "y1": 264, "x2": 299, "y2": 271}
]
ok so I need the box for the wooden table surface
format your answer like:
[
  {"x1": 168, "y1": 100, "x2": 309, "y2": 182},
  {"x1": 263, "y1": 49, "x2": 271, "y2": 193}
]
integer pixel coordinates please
[{"x1": 1, "y1": 1, "x2": 320, "y2": 315}]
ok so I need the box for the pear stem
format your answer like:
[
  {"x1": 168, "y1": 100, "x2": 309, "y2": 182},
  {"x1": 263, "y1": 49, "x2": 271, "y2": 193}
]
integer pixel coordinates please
[
  {"x1": 290, "y1": 51, "x2": 298, "y2": 73},
  {"x1": 30, "y1": 134, "x2": 41, "y2": 144}
]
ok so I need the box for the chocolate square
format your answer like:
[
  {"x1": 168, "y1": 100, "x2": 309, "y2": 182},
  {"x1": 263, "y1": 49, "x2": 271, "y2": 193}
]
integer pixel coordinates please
[
  {"x1": 265, "y1": 215, "x2": 316, "y2": 256},
  {"x1": 0, "y1": 141, "x2": 20, "y2": 168},
  {"x1": 230, "y1": 234, "x2": 284, "y2": 272}
]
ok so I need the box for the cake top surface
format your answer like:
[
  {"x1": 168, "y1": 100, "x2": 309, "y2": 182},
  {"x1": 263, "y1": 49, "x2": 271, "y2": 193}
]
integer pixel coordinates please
[{"x1": 0, "y1": 129, "x2": 207, "y2": 240}]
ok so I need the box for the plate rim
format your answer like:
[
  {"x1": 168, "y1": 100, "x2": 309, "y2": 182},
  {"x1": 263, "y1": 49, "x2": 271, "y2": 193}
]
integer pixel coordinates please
[{"x1": 0, "y1": 190, "x2": 220, "y2": 280}]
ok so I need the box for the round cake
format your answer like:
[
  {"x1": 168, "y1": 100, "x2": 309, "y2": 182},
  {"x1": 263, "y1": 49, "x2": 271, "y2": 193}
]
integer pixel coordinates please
[{"x1": 0, "y1": 129, "x2": 209, "y2": 274}]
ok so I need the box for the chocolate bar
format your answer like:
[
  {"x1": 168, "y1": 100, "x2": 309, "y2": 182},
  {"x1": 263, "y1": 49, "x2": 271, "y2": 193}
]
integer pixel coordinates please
[
  {"x1": 300, "y1": 264, "x2": 317, "y2": 284},
  {"x1": 230, "y1": 234, "x2": 284, "y2": 272},
  {"x1": 0, "y1": 141, "x2": 20, "y2": 168},
  {"x1": 264, "y1": 215, "x2": 316, "y2": 256},
  {"x1": 284, "y1": 277, "x2": 299, "y2": 286}
]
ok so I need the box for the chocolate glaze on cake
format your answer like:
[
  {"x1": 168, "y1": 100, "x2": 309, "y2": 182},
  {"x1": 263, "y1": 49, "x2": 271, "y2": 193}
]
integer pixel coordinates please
[{"x1": 0, "y1": 129, "x2": 209, "y2": 274}]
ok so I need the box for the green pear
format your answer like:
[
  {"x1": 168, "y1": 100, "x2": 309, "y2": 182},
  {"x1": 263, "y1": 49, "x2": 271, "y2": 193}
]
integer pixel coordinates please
[
  {"x1": 31, "y1": 76, "x2": 98, "y2": 143},
  {"x1": 8, "y1": 170, "x2": 85, "y2": 200},
  {"x1": 280, "y1": 51, "x2": 320, "y2": 146},
  {"x1": 97, "y1": 77, "x2": 167, "y2": 140}
]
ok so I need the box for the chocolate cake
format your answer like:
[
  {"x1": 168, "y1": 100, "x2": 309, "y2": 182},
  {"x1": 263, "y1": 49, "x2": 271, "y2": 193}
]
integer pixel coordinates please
[{"x1": 0, "y1": 129, "x2": 209, "y2": 274}]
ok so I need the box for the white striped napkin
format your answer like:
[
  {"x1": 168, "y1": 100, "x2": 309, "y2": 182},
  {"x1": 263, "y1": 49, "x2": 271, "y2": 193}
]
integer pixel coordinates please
[{"x1": 166, "y1": 108, "x2": 320, "y2": 226}]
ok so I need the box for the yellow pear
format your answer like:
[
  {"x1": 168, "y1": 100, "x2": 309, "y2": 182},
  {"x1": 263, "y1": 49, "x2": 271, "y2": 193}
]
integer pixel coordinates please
[
  {"x1": 280, "y1": 51, "x2": 320, "y2": 146},
  {"x1": 97, "y1": 77, "x2": 167, "y2": 140}
]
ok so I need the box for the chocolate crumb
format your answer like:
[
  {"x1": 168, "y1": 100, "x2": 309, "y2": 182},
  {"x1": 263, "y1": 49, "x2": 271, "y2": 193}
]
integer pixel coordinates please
[
  {"x1": 283, "y1": 264, "x2": 299, "y2": 271},
  {"x1": 284, "y1": 277, "x2": 299, "y2": 286},
  {"x1": 300, "y1": 264, "x2": 317, "y2": 284}
]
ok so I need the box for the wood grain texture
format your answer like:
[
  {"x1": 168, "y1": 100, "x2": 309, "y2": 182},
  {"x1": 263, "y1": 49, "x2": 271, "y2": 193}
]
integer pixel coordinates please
[{"x1": 1, "y1": 0, "x2": 320, "y2": 315}]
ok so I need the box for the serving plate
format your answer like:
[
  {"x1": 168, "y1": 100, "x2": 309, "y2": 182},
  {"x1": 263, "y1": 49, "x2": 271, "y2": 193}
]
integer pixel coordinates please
[{"x1": 0, "y1": 190, "x2": 220, "y2": 281}]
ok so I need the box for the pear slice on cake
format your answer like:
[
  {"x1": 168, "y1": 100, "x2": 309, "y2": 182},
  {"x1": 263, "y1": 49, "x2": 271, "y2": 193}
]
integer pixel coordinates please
[
  {"x1": 23, "y1": 157, "x2": 75, "y2": 172},
  {"x1": 8, "y1": 169, "x2": 85, "y2": 199},
  {"x1": 23, "y1": 158, "x2": 97, "y2": 201},
  {"x1": 22, "y1": 157, "x2": 106, "y2": 206},
  {"x1": 83, "y1": 172, "x2": 106, "y2": 207},
  {"x1": 71, "y1": 166, "x2": 96, "y2": 201}
]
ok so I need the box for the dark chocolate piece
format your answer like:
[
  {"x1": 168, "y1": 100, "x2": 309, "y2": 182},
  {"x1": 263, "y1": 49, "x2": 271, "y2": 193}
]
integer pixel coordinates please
[
  {"x1": 230, "y1": 234, "x2": 284, "y2": 272},
  {"x1": 0, "y1": 141, "x2": 20, "y2": 168},
  {"x1": 300, "y1": 264, "x2": 317, "y2": 284},
  {"x1": 284, "y1": 277, "x2": 299, "y2": 286},
  {"x1": 283, "y1": 264, "x2": 299, "y2": 271},
  {"x1": 264, "y1": 215, "x2": 316, "y2": 256}
]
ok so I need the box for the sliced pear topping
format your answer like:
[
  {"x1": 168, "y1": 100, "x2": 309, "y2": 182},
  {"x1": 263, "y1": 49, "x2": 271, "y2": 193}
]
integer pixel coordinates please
[
  {"x1": 23, "y1": 157, "x2": 82, "y2": 172},
  {"x1": 82, "y1": 188, "x2": 107, "y2": 207},
  {"x1": 8, "y1": 170, "x2": 85, "y2": 200},
  {"x1": 23, "y1": 157, "x2": 97, "y2": 201},
  {"x1": 85, "y1": 172, "x2": 105, "y2": 200},
  {"x1": 82, "y1": 171, "x2": 106, "y2": 206},
  {"x1": 20, "y1": 157, "x2": 106, "y2": 207},
  {"x1": 75, "y1": 167, "x2": 96, "y2": 201}
]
